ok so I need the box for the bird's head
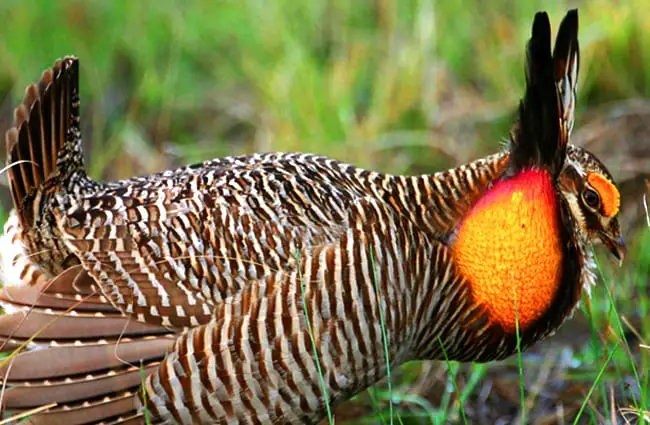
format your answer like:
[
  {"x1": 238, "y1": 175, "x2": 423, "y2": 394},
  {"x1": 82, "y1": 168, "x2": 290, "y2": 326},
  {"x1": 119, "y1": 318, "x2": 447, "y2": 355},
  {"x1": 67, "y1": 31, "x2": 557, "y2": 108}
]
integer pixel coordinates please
[{"x1": 559, "y1": 147, "x2": 625, "y2": 263}]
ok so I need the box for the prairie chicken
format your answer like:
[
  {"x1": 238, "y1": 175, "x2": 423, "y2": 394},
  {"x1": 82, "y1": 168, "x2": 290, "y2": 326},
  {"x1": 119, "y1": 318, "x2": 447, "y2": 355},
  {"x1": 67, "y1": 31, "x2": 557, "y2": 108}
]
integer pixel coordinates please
[{"x1": 0, "y1": 9, "x2": 625, "y2": 425}]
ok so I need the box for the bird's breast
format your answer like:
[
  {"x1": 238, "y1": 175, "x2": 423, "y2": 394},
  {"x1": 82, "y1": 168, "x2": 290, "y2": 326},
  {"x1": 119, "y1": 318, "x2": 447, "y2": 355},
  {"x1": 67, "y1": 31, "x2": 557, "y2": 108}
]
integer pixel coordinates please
[{"x1": 451, "y1": 168, "x2": 563, "y2": 333}]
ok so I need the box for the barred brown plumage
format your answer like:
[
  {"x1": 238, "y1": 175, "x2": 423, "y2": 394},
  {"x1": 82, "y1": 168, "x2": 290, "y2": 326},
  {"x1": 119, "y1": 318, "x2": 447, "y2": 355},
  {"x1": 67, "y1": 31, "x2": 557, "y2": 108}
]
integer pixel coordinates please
[{"x1": 0, "y1": 9, "x2": 625, "y2": 425}]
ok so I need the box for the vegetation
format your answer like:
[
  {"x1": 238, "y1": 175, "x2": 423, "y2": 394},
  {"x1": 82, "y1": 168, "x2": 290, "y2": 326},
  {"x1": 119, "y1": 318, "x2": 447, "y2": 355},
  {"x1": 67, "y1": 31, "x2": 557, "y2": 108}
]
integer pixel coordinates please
[{"x1": 0, "y1": 0, "x2": 648, "y2": 423}]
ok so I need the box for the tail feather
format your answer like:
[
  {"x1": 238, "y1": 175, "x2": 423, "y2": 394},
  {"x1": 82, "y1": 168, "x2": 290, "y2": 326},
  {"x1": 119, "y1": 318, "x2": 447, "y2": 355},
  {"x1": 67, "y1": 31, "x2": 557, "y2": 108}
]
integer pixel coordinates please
[
  {"x1": 510, "y1": 9, "x2": 579, "y2": 177},
  {"x1": 14, "y1": 393, "x2": 136, "y2": 425},
  {"x1": 5, "y1": 57, "x2": 83, "y2": 229},
  {"x1": 0, "y1": 308, "x2": 170, "y2": 341},
  {"x1": 1, "y1": 56, "x2": 168, "y2": 425},
  {"x1": 3, "y1": 363, "x2": 160, "y2": 409},
  {"x1": 0, "y1": 268, "x2": 174, "y2": 425},
  {"x1": 2, "y1": 336, "x2": 173, "y2": 380},
  {"x1": 106, "y1": 414, "x2": 152, "y2": 425},
  {"x1": 0, "y1": 271, "x2": 116, "y2": 312}
]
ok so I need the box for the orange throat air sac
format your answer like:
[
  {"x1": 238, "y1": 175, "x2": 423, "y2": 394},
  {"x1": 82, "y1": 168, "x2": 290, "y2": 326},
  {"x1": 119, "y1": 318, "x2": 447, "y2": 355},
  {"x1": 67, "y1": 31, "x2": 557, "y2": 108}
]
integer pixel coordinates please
[{"x1": 452, "y1": 168, "x2": 563, "y2": 333}]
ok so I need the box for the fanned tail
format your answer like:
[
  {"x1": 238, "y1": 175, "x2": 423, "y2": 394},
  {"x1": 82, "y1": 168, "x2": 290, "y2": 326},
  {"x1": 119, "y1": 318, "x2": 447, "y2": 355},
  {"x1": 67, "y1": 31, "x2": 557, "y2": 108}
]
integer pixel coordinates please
[
  {"x1": 0, "y1": 268, "x2": 175, "y2": 425},
  {"x1": 510, "y1": 9, "x2": 579, "y2": 177},
  {"x1": 5, "y1": 56, "x2": 86, "y2": 229}
]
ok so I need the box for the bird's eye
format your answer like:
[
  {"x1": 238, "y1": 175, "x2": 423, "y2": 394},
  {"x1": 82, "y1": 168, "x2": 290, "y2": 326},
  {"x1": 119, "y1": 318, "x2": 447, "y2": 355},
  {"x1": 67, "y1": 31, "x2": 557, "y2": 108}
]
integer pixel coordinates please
[{"x1": 582, "y1": 188, "x2": 600, "y2": 209}]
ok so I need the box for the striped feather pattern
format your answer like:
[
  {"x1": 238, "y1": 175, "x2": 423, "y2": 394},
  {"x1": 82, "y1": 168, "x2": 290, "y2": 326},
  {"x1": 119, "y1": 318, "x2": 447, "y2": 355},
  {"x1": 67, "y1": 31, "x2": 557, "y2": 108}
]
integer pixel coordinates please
[
  {"x1": 0, "y1": 9, "x2": 624, "y2": 425},
  {"x1": 54, "y1": 151, "x2": 508, "y2": 331}
]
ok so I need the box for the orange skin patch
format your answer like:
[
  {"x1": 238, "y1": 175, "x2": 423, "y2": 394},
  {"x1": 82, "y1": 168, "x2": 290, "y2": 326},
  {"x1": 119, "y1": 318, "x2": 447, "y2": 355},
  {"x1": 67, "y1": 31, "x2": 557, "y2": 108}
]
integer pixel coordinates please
[
  {"x1": 452, "y1": 169, "x2": 563, "y2": 333},
  {"x1": 587, "y1": 172, "x2": 620, "y2": 217}
]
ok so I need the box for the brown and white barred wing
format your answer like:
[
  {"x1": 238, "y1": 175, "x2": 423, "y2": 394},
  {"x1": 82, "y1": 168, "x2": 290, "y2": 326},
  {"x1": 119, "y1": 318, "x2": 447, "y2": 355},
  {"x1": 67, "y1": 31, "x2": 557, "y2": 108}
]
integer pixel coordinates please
[{"x1": 55, "y1": 155, "x2": 368, "y2": 329}]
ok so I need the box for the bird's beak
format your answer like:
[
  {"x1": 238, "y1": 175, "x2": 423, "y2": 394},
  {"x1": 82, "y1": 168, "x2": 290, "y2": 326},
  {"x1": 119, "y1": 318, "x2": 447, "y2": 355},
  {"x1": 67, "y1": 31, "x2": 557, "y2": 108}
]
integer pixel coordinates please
[{"x1": 600, "y1": 232, "x2": 626, "y2": 265}]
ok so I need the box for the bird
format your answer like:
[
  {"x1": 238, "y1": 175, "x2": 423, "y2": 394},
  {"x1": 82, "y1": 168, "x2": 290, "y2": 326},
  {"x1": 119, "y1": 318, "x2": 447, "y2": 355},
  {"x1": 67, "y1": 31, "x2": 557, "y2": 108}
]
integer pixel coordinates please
[{"x1": 0, "y1": 9, "x2": 625, "y2": 425}]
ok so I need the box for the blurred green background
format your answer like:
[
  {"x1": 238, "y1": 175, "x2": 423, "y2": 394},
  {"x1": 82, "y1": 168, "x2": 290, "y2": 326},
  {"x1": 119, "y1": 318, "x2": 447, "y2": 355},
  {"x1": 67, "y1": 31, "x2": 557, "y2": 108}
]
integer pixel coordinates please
[{"x1": 1, "y1": 0, "x2": 649, "y2": 424}]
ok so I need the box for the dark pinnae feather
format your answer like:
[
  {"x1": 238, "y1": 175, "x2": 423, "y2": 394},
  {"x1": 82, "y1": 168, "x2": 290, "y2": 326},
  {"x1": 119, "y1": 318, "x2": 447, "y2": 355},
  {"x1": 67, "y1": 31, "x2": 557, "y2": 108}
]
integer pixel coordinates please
[
  {"x1": 552, "y1": 10, "x2": 580, "y2": 145},
  {"x1": 509, "y1": 10, "x2": 579, "y2": 177},
  {"x1": 553, "y1": 10, "x2": 579, "y2": 80}
]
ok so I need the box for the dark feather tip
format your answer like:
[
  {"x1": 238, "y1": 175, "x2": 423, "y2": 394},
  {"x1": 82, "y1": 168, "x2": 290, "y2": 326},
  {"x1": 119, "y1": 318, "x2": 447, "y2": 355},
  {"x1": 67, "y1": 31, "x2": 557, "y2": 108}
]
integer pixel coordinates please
[{"x1": 553, "y1": 10, "x2": 579, "y2": 77}]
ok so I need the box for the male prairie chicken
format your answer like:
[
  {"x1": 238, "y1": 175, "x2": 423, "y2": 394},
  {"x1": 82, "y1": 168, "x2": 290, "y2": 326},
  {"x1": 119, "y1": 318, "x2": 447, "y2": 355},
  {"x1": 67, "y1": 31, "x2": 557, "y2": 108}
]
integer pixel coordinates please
[{"x1": 0, "y1": 9, "x2": 625, "y2": 425}]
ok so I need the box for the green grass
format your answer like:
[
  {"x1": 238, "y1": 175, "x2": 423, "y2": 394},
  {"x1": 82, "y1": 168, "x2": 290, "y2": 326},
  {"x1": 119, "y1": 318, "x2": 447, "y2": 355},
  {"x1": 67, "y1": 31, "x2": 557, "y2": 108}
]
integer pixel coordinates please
[
  {"x1": 370, "y1": 246, "x2": 397, "y2": 425},
  {"x1": 2, "y1": 0, "x2": 649, "y2": 178},
  {"x1": 438, "y1": 337, "x2": 469, "y2": 425},
  {"x1": 139, "y1": 363, "x2": 152, "y2": 425},
  {"x1": 296, "y1": 249, "x2": 335, "y2": 424},
  {"x1": 1, "y1": 0, "x2": 649, "y2": 424},
  {"x1": 514, "y1": 291, "x2": 526, "y2": 425}
]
